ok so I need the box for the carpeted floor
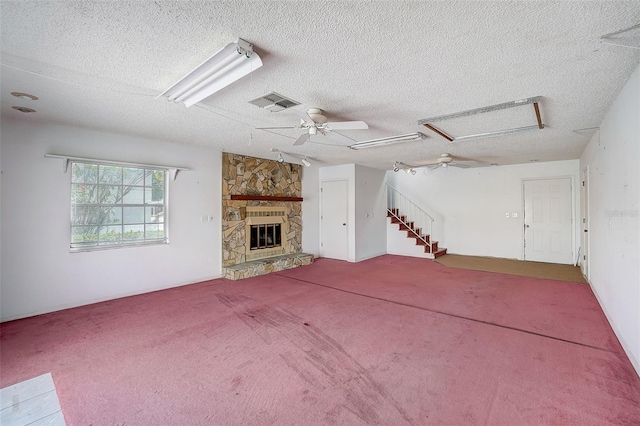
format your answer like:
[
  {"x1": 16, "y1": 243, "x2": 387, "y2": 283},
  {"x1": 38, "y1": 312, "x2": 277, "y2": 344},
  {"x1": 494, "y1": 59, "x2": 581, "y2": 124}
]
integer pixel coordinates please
[
  {"x1": 436, "y1": 253, "x2": 587, "y2": 283},
  {"x1": 1, "y1": 255, "x2": 637, "y2": 425}
]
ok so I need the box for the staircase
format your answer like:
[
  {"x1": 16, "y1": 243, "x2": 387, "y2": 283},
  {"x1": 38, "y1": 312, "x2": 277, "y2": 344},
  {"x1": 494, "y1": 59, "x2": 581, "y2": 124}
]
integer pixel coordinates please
[{"x1": 387, "y1": 184, "x2": 447, "y2": 259}]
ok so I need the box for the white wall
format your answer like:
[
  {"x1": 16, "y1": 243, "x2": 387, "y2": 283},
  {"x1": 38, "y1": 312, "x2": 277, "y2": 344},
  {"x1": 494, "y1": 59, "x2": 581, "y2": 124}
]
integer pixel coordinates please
[
  {"x1": 301, "y1": 164, "x2": 320, "y2": 257},
  {"x1": 354, "y1": 164, "x2": 387, "y2": 261},
  {"x1": 0, "y1": 117, "x2": 222, "y2": 321},
  {"x1": 580, "y1": 63, "x2": 640, "y2": 374},
  {"x1": 386, "y1": 160, "x2": 580, "y2": 260}
]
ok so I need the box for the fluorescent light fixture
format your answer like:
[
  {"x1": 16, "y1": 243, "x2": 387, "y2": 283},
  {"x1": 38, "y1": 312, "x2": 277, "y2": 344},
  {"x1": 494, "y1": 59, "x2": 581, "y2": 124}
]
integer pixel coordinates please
[
  {"x1": 349, "y1": 133, "x2": 425, "y2": 150},
  {"x1": 600, "y1": 23, "x2": 640, "y2": 50},
  {"x1": 419, "y1": 96, "x2": 544, "y2": 142},
  {"x1": 158, "y1": 38, "x2": 263, "y2": 107}
]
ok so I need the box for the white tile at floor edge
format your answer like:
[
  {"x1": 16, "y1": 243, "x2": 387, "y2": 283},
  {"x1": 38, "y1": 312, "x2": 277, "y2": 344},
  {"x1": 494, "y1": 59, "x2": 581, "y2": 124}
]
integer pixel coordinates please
[
  {"x1": 0, "y1": 373, "x2": 54, "y2": 410},
  {"x1": 0, "y1": 372, "x2": 66, "y2": 426},
  {"x1": 0, "y1": 389, "x2": 60, "y2": 425}
]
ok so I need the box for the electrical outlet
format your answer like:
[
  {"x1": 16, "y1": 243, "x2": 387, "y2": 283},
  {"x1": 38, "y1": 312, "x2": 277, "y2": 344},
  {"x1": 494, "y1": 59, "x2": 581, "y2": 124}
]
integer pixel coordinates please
[
  {"x1": 512, "y1": 212, "x2": 518, "y2": 218},
  {"x1": 505, "y1": 213, "x2": 510, "y2": 218}
]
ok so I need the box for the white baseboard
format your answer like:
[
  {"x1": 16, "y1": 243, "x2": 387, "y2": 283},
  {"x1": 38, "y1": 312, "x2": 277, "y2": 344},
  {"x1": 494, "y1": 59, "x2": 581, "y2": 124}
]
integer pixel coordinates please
[
  {"x1": 352, "y1": 252, "x2": 388, "y2": 262},
  {"x1": 386, "y1": 250, "x2": 434, "y2": 260},
  {"x1": 0, "y1": 274, "x2": 223, "y2": 323}
]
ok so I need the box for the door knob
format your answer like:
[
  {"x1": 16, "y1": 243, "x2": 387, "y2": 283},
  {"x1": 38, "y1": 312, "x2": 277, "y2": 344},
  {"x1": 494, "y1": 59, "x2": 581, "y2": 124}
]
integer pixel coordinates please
[
  {"x1": 342, "y1": 223, "x2": 346, "y2": 226},
  {"x1": 525, "y1": 224, "x2": 530, "y2": 228}
]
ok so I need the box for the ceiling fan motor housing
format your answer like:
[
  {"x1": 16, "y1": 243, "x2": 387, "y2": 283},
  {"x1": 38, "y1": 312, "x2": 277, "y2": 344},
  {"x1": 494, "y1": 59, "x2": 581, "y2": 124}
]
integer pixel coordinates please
[
  {"x1": 437, "y1": 154, "x2": 453, "y2": 164},
  {"x1": 307, "y1": 108, "x2": 327, "y2": 124}
]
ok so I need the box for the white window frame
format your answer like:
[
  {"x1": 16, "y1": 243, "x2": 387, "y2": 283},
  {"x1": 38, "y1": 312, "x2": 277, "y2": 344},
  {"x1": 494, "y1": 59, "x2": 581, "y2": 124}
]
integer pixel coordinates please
[{"x1": 69, "y1": 160, "x2": 170, "y2": 252}]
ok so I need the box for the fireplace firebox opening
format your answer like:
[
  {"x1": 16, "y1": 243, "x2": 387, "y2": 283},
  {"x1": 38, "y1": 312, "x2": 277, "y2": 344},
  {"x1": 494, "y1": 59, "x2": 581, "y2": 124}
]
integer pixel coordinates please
[
  {"x1": 250, "y1": 223, "x2": 282, "y2": 250},
  {"x1": 244, "y1": 206, "x2": 288, "y2": 261}
]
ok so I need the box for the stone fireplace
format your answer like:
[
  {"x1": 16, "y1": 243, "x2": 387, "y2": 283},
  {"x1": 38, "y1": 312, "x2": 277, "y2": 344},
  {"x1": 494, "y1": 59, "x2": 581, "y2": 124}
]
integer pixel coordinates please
[{"x1": 221, "y1": 153, "x2": 313, "y2": 280}]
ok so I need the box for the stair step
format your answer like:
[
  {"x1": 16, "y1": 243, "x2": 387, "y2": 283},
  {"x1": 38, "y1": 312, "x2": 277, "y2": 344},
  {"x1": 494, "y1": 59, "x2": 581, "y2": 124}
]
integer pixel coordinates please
[
  {"x1": 413, "y1": 235, "x2": 430, "y2": 244},
  {"x1": 433, "y1": 248, "x2": 448, "y2": 258},
  {"x1": 398, "y1": 222, "x2": 414, "y2": 231},
  {"x1": 389, "y1": 206, "x2": 445, "y2": 259},
  {"x1": 423, "y1": 241, "x2": 439, "y2": 253}
]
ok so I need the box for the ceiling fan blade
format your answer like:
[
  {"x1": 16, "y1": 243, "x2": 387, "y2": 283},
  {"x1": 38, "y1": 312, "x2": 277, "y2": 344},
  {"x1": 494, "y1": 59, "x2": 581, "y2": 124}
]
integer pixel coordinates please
[
  {"x1": 415, "y1": 160, "x2": 439, "y2": 167},
  {"x1": 256, "y1": 126, "x2": 299, "y2": 130},
  {"x1": 326, "y1": 121, "x2": 369, "y2": 130},
  {"x1": 427, "y1": 164, "x2": 441, "y2": 171},
  {"x1": 450, "y1": 163, "x2": 471, "y2": 168},
  {"x1": 323, "y1": 130, "x2": 355, "y2": 144},
  {"x1": 291, "y1": 109, "x2": 314, "y2": 124},
  {"x1": 293, "y1": 133, "x2": 310, "y2": 146}
]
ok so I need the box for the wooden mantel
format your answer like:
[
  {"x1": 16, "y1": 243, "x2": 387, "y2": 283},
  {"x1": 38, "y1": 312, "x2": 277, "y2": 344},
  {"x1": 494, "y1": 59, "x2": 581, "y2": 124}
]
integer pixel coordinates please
[{"x1": 230, "y1": 195, "x2": 303, "y2": 202}]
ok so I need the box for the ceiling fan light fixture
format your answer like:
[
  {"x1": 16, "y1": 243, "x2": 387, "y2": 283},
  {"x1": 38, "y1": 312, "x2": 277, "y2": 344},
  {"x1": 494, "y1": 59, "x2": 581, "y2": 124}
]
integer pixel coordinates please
[
  {"x1": 349, "y1": 133, "x2": 424, "y2": 150},
  {"x1": 158, "y1": 38, "x2": 262, "y2": 107}
]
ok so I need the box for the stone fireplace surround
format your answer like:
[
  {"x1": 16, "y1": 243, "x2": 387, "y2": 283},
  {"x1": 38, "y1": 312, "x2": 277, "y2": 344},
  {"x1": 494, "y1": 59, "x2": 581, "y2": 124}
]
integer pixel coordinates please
[{"x1": 221, "y1": 153, "x2": 313, "y2": 280}]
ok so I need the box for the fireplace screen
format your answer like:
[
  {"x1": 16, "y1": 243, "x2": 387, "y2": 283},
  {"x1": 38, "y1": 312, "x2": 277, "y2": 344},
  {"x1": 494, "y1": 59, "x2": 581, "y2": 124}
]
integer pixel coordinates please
[{"x1": 249, "y1": 223, "x2": 282, "y2": 250}]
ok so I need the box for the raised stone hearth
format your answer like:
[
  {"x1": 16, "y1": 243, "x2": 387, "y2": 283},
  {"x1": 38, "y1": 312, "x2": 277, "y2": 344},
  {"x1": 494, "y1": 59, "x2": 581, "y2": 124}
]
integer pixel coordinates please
[
  {"x1": 222, "y1": 253, "x2": 314, "y2": 280},
  {"x1": 222, "y1": 152, "x2": 312, "y2": 279}
]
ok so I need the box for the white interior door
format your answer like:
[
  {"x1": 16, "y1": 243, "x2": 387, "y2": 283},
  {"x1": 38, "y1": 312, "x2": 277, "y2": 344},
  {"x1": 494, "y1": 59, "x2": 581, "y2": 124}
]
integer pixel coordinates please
[
  {"x1": 321, "y1": 180, "x2": 348, "y2": 260},
  {"x1": 523, "y1": 178, "x2": 573, "y2": 264},
  {"x1": 581, "y1": 167, "x2": 590, "y2": 278}
]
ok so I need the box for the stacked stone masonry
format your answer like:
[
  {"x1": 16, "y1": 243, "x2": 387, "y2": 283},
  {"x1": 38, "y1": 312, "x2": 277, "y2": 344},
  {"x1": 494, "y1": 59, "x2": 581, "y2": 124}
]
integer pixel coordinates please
[{"x1": 221, "y1": 153, "x2": 311, "y2": 279}]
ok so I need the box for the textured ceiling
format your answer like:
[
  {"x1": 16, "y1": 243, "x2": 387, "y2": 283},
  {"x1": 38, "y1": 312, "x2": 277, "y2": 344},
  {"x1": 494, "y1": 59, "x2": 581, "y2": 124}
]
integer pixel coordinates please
[{"x1": 1, "y1": 1, "x2": 639, "y2": 170}]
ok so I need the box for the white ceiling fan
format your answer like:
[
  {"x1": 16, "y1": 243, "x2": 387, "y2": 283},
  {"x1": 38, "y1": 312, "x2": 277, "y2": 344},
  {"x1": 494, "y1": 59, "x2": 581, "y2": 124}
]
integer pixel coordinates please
[
  {"x1": 421, "y1": 153, "x2": 477, "y2": 170},
  {"x1": 257, "y1": 108, "x2": 368, "y2": 146}
]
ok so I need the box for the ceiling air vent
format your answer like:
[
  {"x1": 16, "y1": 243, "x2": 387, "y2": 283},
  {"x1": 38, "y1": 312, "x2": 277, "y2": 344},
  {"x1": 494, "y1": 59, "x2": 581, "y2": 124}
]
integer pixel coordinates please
[{"x1": 249, "y1": 92, "x2": 300, "y2": 112}]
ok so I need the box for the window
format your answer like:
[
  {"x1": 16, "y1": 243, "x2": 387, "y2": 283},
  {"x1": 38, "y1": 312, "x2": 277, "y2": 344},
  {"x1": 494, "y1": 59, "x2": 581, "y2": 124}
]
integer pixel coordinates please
[{"x1": 70, "y1": 162, "x2": 168, "y2": 250}]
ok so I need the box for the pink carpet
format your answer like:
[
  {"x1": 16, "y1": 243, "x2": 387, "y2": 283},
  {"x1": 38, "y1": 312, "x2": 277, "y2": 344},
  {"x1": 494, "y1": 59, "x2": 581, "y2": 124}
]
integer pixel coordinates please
[{"x1": 1, "y1": 255, "x2": 639, "y2": 425}]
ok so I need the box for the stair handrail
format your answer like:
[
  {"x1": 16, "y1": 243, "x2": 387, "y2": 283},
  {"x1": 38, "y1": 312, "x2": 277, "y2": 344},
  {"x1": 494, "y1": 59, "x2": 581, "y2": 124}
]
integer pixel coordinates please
[{"x1": 386, "y1": 183, "x2": 434, "y2": 250}]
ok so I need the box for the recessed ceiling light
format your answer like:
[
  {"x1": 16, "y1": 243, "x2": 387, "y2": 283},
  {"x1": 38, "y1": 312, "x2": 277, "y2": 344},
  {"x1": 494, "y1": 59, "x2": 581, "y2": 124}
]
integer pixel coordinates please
[
  {"x1": 12, "y1": 106, "x2": 36, "y2": 113},
  {"x1": 11, "y1": 92, "x2": 38, "y2": 101}
]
